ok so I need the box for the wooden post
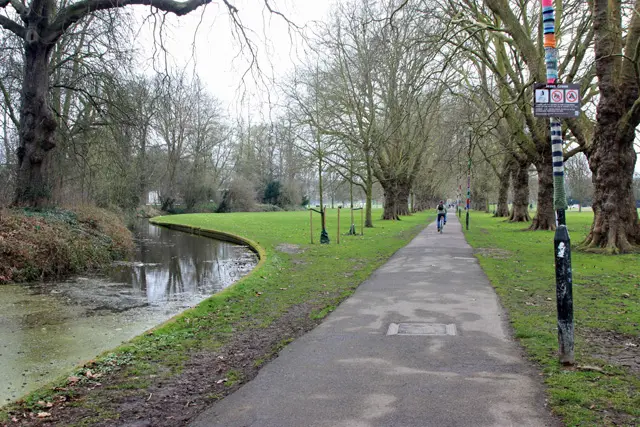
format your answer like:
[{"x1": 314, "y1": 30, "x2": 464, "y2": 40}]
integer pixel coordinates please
[
  {"x1": 361, "y1": 208, "x2": 364, "y2": 235},
  {"x1": 310, "y1": 209, "x2": 313, "y2": 244},
  {"x1": 337, "y1": 207, "x2": 341, "y2": 244}
]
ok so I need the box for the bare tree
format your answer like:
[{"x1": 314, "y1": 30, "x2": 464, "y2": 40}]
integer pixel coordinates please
[
  {"x1": 565, "y1": 152, "x2": 592, "y2": 212},
  {"x1": 0, "y1": 0, "x2": 289, "y2": 207},
  {"x1": 582, "y1": 0, "x2": 640, "y2": 252},
  {"x1": 441, "y1": 0, "x2": 595, "y2": 229}
]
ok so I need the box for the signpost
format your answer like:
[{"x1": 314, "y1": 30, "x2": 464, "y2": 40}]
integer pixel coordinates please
[{"x1": 537, "y1": 0, "x2": 575, "y2": 365}]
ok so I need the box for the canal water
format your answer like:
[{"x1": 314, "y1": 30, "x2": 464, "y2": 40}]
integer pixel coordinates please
[{"x1": 0, "y1": 220, "x2": 257, "y2": 404}]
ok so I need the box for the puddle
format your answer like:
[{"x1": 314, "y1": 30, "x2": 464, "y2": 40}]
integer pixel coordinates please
[{"x1": 0, "y1": 220, "x2": 257, "y2": 404}]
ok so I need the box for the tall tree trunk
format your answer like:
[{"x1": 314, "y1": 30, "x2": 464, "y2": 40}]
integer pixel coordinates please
[
  {"x1": 364, "y1": 157, "x2": 374, "y2": 227},
  {"x1": 381, "y1": 181, "x2": 399, "y2": 220},
  {"x1": 138, "y1": 126, "x2": 148, "y2": 205},
  {"x1": 530, "y1": 158, "x2": 556, "y2": 230},
  {"x1": 583, "y1": 0, "x2": 640, "y2": 252},
  {"x1": 365, "y1": 183, "x2": 373, "y2": 227},
  {"x1": 396, "y1": 181, "x2": 411, "y2": 216},
  {"x1": 410, "y1": 190, "x2": 415, "y2": 213},
  {"x1": 495, "y1": 156, "x2": 513, "y2": 217},
  {"x1": 14, "y1": 42, "x2": 57, "y2": 207},
  {"x1": 509, "y1": 160, "x2": 531, "y2": 222},
  {"x1": 583, "y1": 122, "x2": 640, "y2": 252}
]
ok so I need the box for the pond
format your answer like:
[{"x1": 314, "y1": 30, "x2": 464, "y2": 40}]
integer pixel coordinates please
[{"x1": 0, "y1": 220, "x2": 257, "y2": 405}]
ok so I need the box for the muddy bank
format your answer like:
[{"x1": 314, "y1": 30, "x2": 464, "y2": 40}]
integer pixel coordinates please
[
  {"x1": 0, "y1": 206, "x2": 133, "y2": 284},
  {"x1": 0, "y1": 220, "x2": 257, "y2": 404}
]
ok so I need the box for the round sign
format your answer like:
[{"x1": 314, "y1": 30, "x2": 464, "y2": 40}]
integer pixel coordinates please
[
  {"x1": 565, "y1": 89, "x2": 579, "y2": 103},
  {"x1": 550, "y1": 89, "x2": 564, "y2": 103}
]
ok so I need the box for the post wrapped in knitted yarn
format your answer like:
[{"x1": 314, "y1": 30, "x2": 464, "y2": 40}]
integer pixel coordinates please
[
  {"x1": 542, "y1": 0, "x2": 568, "y2": 210},
  {"x1": 542, "y1": 0, "x2": 574, "y2": 366}
]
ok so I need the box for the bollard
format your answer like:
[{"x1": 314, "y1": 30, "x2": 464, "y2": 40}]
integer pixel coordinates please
[
  {"x1": 554, "y1": 210, "x2": 574, "y2": 365},
  {"x1": 310, "y1": 209, "x2": 313, "y2": 244}
]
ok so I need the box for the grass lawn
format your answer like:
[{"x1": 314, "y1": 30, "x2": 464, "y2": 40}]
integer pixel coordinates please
[
  {"x1": 463, "y1": 212, "x2": 640, "y2": 427},
  {"x1": 1, "y1": 209, "x2": 431, "y2": 425}
]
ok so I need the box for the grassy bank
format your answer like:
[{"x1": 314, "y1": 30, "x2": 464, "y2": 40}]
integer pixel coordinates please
[
  {"x1": 0, "y1": 206, "x2": 133, "y2": 284},
  {"x1": 463, "y1": 212, "x2": 639, "y2": 426},
  {"x1": 1, "y1": 209, "x2": 430, "y2": 426}
]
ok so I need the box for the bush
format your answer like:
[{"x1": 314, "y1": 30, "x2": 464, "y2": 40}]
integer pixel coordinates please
[
  {"x1": 255, "y1": 204, "x2": 283, "y2": 212},
  {"x1": 189, "y1": 201, "x2": 218, "y2": 213},
  {"x1": 217, "y1": 176, "x2": 257, "y2": 213},
  {"x1": 0, "y1": 206, "x2": 134, "y2": 284}
]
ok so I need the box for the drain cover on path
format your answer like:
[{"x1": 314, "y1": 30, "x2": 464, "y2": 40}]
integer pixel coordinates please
[{"x1": 387, "y1": 323, "x2": 457, "y2": 336}]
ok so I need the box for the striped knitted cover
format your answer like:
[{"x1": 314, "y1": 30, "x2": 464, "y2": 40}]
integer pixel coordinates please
[{"x1": 542, "y1": 0, "x2": 568, "y2": 210}]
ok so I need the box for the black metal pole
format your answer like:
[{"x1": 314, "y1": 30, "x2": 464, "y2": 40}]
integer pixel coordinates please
[
  {"x1": 554, "y1": 209, "x2": 574, "y2": 364},
  {"x1": 466, "y1": 130, "x2": 472, "y2": 230}
]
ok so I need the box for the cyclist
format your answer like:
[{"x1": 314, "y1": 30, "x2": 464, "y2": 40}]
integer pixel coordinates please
[{"x1": 436, "y1": 200, "x2": 447, "y2": 232}]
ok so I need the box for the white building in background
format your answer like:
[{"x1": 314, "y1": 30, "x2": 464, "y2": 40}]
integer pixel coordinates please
[{"x1": 147, "y1": 191, "x2": 160, "y2": 205}]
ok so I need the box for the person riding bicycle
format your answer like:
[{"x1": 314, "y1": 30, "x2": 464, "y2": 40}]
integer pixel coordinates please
[{"x1": 436, "y1": 200, "x2": 447, "y2": 231}]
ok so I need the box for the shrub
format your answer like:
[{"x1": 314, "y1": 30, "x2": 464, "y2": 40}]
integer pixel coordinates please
[
  {"x1": 217, "y1": 176, "x2": 257, "y2": 213},
  {"x1": 0, "y1": 206, "x2": 133, "y2": 284}
]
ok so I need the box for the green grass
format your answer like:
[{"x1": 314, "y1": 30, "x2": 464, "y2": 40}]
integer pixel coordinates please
[
  {"x1": 0, "y1": 208, "x2": 430, "y2": 422},
  {"x1": 463, "y1": 212, "x2": 640, "y2": 426}
]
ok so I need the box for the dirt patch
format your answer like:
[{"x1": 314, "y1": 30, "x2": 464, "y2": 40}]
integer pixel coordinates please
[
  {"x1": 474, "y1": 247, "x2": 512, "y2": 259},
  {"x1": 275, "y1": 243, "x2": 305, "y2": 254},
  {"x1": 4, "y1": 303, "x2": 322, "y2": 427},
  {"x1": 581, "y1": 328, "x2": 640, "y2": 374}
]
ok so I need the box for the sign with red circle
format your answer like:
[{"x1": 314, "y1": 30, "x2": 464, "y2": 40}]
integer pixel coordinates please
[
  {"x1": 565, "y1": 89, "x2": 579, "y2": 103},
  {"x1": 550, "y1": 89, "x2": 564, "y2": 103}
]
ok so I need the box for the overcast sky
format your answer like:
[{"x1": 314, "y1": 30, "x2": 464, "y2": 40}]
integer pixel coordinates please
[{"x1": 133, "y1": 0, "x2": 332, "y2": 118}]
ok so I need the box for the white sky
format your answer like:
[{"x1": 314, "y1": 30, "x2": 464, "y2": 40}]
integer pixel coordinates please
[{"x1": 132, "y1": 0, "x2": 332, "y2": 118}]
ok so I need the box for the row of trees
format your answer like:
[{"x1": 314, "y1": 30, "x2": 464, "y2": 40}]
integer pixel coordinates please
[{"x1": 1, "y1": 0, "x2": 639, "y2": 251}]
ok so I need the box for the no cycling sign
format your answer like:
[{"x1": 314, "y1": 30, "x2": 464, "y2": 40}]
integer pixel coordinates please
[{"x1": 534, "y1": 83, "x2": 581, "y2": 118}]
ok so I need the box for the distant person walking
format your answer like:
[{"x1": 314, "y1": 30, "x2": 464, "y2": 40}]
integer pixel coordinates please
[{"x1": 436, "y1": 200, "x2": 447, "y2": 232}]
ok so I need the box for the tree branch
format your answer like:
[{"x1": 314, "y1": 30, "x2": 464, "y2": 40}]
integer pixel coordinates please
[
  {"x1": 9, "y1": 0, "x2": 27, "y2": 17},
  {"x1": 0, "y1": 77, "x2": 19, "y2": 128},
  {"x1": 45, "y1": 0, "x2": 236, "y2": 43},
  {"x1": 0, "y1": 14, "x2": 25, "y2": 38}
]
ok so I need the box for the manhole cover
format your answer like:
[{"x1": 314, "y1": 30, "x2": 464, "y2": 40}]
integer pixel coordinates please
[{"x1": 387, "y1": 323, "x2": 457, "y2": 336}]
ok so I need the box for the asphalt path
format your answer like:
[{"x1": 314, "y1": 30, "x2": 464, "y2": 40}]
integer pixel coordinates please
[{"x1": 190, "y1": 211, "x2": 560, "y2": 427}]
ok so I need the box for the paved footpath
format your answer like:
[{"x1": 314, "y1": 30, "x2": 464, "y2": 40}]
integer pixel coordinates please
[{"x1": 191, "y1": 212, "x2": 560, "y2": 427}]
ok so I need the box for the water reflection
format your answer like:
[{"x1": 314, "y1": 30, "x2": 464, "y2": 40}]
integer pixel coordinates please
[
  {"x1": 107, "y1": 220, "x2": 256, "y2": 306},
  {"x1": 0, "y1": 220, "x2": 257, "y2": 404}
]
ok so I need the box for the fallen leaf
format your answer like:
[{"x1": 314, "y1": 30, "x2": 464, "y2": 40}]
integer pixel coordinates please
[
  {"x1": 256, "y1": 292, "x2": 263, "y2": 296},
  {"x1": 279, "y1": 288, "x2": 288, "y2": 290},
  {"x1": 36, "y1": 412, "x2": 51, "y2": 418},
  {"x1": 67, "y1": 376, "x2": 80, "y2": 384},
  {"x1": 215, "y1": 378, "x2": 228, "y2": 384}
]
